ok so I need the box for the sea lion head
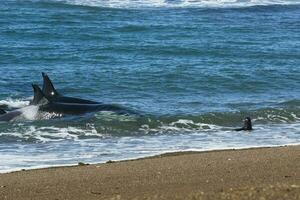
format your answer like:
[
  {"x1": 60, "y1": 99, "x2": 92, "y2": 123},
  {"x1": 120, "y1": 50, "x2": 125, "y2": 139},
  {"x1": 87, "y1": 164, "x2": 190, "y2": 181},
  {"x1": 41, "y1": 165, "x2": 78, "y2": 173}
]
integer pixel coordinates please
[{"x1": 243, "y1": 117, "x2": 252, "y2": 130}]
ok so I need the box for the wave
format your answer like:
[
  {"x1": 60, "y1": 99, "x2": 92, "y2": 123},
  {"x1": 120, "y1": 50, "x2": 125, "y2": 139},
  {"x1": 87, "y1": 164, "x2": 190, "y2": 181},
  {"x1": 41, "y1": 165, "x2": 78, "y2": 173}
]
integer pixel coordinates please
[
  {"x1": 0, "y1": 98, "x2": 299, "y2": 174},
  {"x1": 92, "y1": 104, "x2": 300, "y2": 135},
  {"x1": 0, "y1": 98, "x2": 30, "y2": 109},
  {"x1": 32, "y1": 0, "x2": 300, "y2": 9},
  {"x1": 0, "y1": 98, "x2": 299, "y2": 142}
]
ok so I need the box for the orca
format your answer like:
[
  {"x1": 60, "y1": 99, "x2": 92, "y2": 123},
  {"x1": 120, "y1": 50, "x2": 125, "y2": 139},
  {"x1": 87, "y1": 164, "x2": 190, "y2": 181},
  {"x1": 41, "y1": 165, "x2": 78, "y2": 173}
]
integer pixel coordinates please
[
  {"x1": 235, "y1": 117, "x2": 252, "y2": 131},
  {"x1": 0, "y1": 104, "x2": 8, "y2": 110},
  {"x1": 0, "y1": 109, "x2": 6, "y2": 115},
  {"x1": 0, "y1": 110, "x2": 23, "y2": 122},
  {"x1": 41, "y1": 72, "x2": 99, "y2": 104},
  {"x1": 33, "y1": 84, "x2": 136, "y2": 116},
  {"x1": 0, "y1": 86, "x2": 43, "y2": 122},
  {"x1": 0, "y1": 76, "x2": 137, "y2": 122}
]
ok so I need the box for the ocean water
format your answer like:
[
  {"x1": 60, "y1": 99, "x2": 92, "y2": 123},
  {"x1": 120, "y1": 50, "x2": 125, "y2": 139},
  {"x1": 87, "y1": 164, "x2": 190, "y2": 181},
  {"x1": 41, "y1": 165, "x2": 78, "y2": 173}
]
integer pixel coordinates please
[{"x1": 0, "y1": 0, "x2": 299, "y2": 173}]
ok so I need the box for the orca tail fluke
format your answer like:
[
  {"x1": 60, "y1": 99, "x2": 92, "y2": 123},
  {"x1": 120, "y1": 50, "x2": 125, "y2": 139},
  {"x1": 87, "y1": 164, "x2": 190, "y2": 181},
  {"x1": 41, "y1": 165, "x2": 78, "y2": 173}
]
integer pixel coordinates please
[
  {"x1": 31, "y1": 84, "x2": 49, "y2": 105},
  {"x1": 0, "y1": 109, "x2": 6, "y2": 115},
  {"x1": 42, "y1": 72, "x2": 59, "y2": 97}
]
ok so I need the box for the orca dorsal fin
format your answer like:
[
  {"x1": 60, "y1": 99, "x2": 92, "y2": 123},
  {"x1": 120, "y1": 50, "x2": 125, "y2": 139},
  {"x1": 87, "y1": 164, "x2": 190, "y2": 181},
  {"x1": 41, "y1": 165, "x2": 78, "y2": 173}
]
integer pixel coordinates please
[
  {"x1": 32, "y1": 84, "x2": 50, "y2": 105},
  {"x1": 42, "y1": 72, "x2": 59, "y2": 98},
  {"x1": 0, "y1": 109, "x2": 6, "y2": 115}
]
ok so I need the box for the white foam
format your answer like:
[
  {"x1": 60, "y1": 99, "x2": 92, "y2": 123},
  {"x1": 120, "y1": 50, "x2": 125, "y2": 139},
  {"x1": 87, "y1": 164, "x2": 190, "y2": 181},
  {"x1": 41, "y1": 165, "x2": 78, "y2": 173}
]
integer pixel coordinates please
[
  {"x1": 0, "y1": 121, "x2": 299, "y2": 173},
  {"x1": 52, "y1": 0, "x2": 300, "y2": 8},
  {"x1": 0, "y1": 98, "x2": 30, "y2": 108},
  {"x1": 139, "y1": 119, "x2": 224, "y2": 135},
  {"x1": 0, "y1": 123, "x2": 104, "y2": 145},
  {"x1": 20, "y1": 105, "x2": 39, "y2": 120}
]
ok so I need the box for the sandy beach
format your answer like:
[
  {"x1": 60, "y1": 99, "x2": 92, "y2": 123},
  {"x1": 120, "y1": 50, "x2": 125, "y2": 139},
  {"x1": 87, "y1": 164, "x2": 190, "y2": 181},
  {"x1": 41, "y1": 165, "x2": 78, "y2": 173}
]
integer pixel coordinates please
[{"x1": 0, "y1": 145, "x2": 299, "y2": 200}]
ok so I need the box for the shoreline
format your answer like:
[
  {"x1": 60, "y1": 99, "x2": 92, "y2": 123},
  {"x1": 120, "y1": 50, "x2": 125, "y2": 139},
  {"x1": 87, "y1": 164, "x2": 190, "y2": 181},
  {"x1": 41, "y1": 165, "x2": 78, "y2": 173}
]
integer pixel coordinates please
[
  {"x1": 2, "y1": 143, "x2": 300, "y2": 174},
  {"x1": 0, "y1": 145, "x2": 299, "y2": 199}
]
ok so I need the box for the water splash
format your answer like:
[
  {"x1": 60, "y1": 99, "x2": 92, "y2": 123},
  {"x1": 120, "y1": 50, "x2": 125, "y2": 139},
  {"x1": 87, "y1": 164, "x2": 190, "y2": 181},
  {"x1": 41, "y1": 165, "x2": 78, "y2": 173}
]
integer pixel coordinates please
[
  {"x1": 19, "y1": 105, "x2": 39, "y2": 120},
  {"x1": 0, "y1": 98, "x2": 30, "y2": 109}
]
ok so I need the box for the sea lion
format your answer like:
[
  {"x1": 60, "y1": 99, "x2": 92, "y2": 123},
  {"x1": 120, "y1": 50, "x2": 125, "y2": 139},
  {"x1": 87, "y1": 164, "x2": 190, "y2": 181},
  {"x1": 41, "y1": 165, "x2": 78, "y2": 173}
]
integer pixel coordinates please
[{"x1": 235, "y1": 117, "x2": 252, "y2": 131}]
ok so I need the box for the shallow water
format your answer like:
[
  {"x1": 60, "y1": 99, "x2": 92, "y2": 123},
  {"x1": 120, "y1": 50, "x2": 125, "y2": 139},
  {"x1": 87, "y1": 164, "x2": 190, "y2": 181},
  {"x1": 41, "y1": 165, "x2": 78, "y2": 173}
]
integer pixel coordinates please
[{"x1": 0, "y1": 0, "x2": 299, "y2": 172}]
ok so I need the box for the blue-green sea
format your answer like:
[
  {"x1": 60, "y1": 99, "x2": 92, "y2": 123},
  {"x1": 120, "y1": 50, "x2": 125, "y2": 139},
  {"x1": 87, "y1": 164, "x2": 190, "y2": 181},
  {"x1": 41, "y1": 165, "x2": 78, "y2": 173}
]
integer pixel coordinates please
[{"x1": 0, "y1": 0, "x2": 299, "y2": 172}]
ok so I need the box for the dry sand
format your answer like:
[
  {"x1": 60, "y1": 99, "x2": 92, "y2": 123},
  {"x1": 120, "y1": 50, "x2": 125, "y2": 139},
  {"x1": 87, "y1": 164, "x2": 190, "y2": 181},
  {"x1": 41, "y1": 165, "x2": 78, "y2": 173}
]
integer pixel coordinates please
[{"x1": 0, "y1": 145, "x2": 299, "y2": 200}]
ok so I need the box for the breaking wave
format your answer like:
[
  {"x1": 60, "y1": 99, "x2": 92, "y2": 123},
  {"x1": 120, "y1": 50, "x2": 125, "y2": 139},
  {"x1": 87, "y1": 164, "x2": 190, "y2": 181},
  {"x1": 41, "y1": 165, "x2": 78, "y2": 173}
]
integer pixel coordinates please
[
  {"x1": 0, "y1": 98, "x2": 299, "y2": 173},
  {"x1": 31, "y1": 0, "x2": 300, "y2": 9},
  {"x1": 0, "y1": 98, "x2": 30, "y2": 109},
  {"x1": 0, "y1": 98, "x2": 299, "y2": 142}
]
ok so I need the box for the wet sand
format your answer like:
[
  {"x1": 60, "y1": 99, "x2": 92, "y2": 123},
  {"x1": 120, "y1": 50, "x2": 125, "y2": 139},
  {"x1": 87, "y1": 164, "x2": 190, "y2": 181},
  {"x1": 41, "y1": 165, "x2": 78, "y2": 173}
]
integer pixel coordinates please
[{"x1": 0, "y1": 145, "x2": 299, "y2": 200}]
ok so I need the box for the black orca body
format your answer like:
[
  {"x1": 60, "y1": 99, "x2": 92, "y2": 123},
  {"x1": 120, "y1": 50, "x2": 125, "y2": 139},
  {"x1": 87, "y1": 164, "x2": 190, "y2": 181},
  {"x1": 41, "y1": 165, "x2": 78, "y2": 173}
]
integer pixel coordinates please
[
  {"x1": 33, "y1": 84, "x2": 135, "y2": 116},
  {"x1": 235, "y1": 117, "x2": 252, "y2": 131},
  {"x1": 0, "y1": 110, "x2": 22, "y2": 122},
  {"x1": 0, "y1": 104, "x2": 24, "y2": 122},
  {"x1": 40, "y1": 102, "x2": 131, "y2": 115},
  {"x1": 41, "y1": 72, "x2": 99, "y2": 104},
  {"x1": 0, "y1": 104, "x2": 8, "y2": 110},
  {"x1": 0, "y1": 86, "x2": 43, "y2": 122},
  {"x1": 0, "y1": 74, "x2": 136, "y2": 122},
  {"x1": 0, "y1": 109, "x2": 6, "y2": 115}
]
